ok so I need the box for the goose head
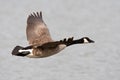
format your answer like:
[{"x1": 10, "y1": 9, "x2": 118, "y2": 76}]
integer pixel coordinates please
[{"x1": 80, "y1": 37, "x2": 94, "y2": 43}]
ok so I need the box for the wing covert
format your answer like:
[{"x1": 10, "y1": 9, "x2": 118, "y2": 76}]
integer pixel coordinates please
[{"x1": 26, "y1": 12, "x2": 53, "y2": 45}]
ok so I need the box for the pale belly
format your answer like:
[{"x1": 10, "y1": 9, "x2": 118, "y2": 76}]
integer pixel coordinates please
[{"x1": 26, "y1": 44, "x2": 66, "y2": 58}]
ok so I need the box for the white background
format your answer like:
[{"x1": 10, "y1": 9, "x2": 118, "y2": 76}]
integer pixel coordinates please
[{"x1": 0, "y1": 0, "x2": 120, "y2": 80}]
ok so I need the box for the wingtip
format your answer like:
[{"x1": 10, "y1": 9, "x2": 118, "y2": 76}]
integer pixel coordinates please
[
  {"x1": 28, "y1": 11, "x2": 43, "y2": 18},
  {"x1": 27, "y1": 11, "x2": 43, "y2": 24},
  {"x1": 40, "y1": 11, "x2": 42, "y2": 16}
]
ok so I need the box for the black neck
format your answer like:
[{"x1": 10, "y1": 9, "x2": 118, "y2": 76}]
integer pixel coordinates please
[{"x1": 65, "y1": 39, "x2": 83, "y2": 46}]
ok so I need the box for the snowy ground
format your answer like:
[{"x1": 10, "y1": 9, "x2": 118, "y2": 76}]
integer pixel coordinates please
[{"x1": 0, "y1": 0, "x2": 120, "y2": 80}]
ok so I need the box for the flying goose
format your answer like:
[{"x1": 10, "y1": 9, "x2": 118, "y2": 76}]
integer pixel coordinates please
[{"x1": 12, "y1": 12, "x2": 94, "y2": 58}]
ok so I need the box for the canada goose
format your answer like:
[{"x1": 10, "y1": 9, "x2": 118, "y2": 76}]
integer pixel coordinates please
[{"x1": 12, "y1": 12, "x2": 94, "y2": 58}]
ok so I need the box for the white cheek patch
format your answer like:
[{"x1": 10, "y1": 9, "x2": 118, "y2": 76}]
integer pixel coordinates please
[
  {"x1": 19, "y1": 49, "x2": 33, "y2": 53},
  {"x1": 83, "y1": 38, "x2": 89, "y2": 43}
]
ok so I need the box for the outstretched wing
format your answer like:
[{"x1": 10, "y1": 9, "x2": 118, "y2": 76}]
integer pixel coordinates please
[
  {"x1": 23, "y1": 37, "x2": 94, "y2": 50},
  {"x1": 23, "y1": 37, "x2": 74, "y2": 50},
  {"x1": 37, "y1": 37, "x2": 74, "y2": 49},
  {"x1": 26, "y1": 12, "x2": 53, "y2": 45}
]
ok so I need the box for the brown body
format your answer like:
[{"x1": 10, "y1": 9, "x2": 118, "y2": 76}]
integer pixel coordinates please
[{"x1": 26, "y1": 44, "x2": 66, "y2": 58}]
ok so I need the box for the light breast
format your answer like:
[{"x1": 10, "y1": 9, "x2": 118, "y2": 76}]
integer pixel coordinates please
[
  {"x1": 26, "y1": 44, "x2": 66, "y2": 58},
  {"x1": 58, "y1": 44, "x2": 66, "y2": 51}
]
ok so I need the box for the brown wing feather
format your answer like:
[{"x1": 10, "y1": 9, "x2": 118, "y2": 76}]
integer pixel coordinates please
[{"x1": 26, "y1": 12, "x2": 53, "y2": 45}]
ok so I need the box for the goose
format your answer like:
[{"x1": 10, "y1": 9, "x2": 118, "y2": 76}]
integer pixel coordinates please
[{"x1": 12, "y1": 12, "x2": 94, "y2": 58}]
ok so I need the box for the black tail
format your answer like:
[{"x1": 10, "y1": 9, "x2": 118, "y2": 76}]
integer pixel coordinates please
[{"x1": 12, "y1": 46, "x2": 30, "y2": 57}]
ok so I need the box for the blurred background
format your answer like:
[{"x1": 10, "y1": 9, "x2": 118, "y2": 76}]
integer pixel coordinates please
[{"x1": 0, "y1": 0, "x2": 120, "y2": 80}]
